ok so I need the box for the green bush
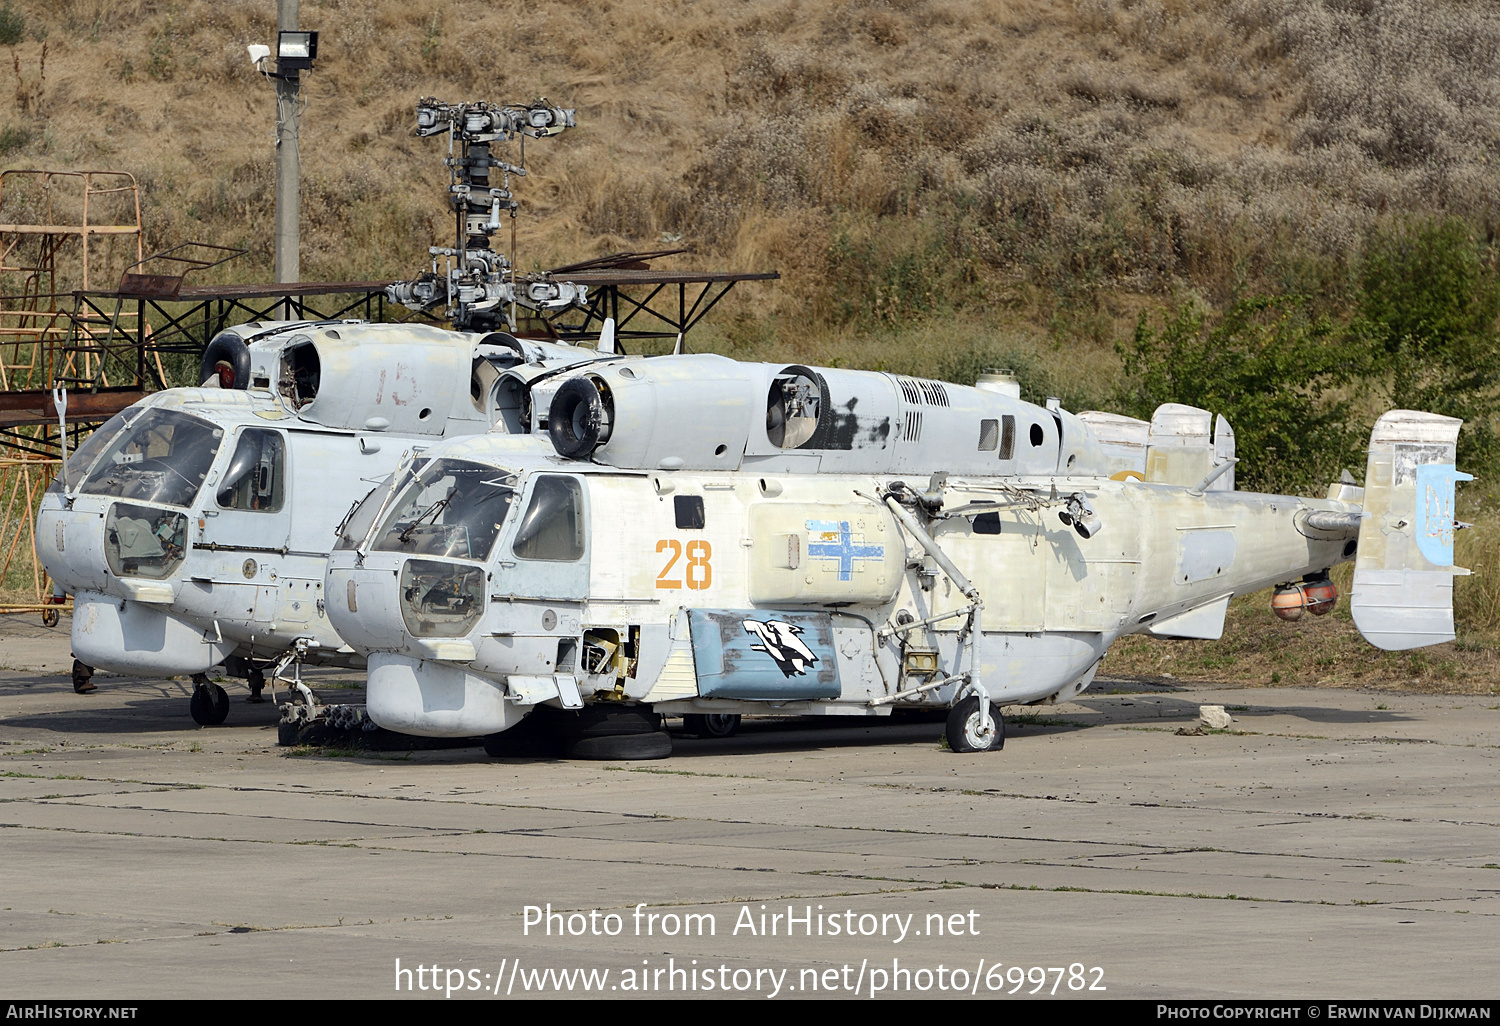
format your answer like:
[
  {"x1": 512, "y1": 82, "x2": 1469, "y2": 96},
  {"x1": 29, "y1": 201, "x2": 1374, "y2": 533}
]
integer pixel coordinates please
[
  {"x1": 1354, "y1": 217, "x2": 1500, "y2": 463},
  {"x1": 0, "y1": 125, "x2": 30, "y2": 155},
  {"x1": 1115, "y1": 296, "x2": 1364, "y2": 495},
  {"x1": 0, "y1": 3, "x2": 23, "y2": 46}
]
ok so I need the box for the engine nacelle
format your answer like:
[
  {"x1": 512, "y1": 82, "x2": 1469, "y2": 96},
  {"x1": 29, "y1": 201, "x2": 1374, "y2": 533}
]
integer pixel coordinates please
[{"x1": 537, "y1": 354, "x2": 1114, "y2": 479}]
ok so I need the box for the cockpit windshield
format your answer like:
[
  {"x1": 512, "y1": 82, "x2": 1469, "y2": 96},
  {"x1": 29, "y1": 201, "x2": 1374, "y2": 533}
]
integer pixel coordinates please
[
  {"x1": 46, "y1": 408, "x2": 137, "y2": 494},
  {"x1": 77, "y1": 409, "x2": 224, "y2": 508},
  {"x1": 372, "y1": 458, "x2": 516, "y2": 561}
]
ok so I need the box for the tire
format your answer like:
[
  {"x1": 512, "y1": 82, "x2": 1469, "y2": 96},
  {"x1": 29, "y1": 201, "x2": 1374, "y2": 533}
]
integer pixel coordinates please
[
  {"x1": 72, "y1": 658, "x2": 96, "y2": 694},
  {"x1": 682, "y1": 712, "x2": 741, "y2": 738},
  {"x1": 563, "y1": 730, "x2": 672, "y2": 761},
  {"x1": 548, "y1": 377, "x2": 611, "y2": 458},
  {"x1": 189, "y1": 683, "x2": 231, "y2": 726},
  {"x1": 945, "y1": 696, "x2": 1004, "y2": 754},
  {"x1": 556, "y1": 704, "x2": 661, "y2": 739},
  {"x1": 277, "y1": 719, "x2": 302, "y2": 746},
  {"x1": 483, "y1": 714, "x2": 562, "y2": 758},
  {"x1": 41, "y1": 607, "x2": 59, "y2": 627},
  {"x1": 199, "y1": 332, "x2": 251, "y2": 390}
]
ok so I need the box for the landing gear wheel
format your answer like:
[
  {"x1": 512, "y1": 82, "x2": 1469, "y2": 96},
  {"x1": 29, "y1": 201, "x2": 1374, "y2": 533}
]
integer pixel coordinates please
[
  {"x1": 557, "y1": 704, "x2": 661, "y2": 738},
  {"x1": 563, "y1": 730, "x2": 673, "y2": 761},
  {"x1": 483, "y1": 714, "x2": 562, "y2": 758},
  {"x1": 71, "y1": 658, "x2": 96, "y2": 694},
  {"x1": 945, "y1": 696, "x2": 1004, "y2": 753},
  {"x1": 682, "y1": 713, "x2": 741, "y2": 738},
  {"x1": 41, "y1": 607, "x2": 59, "y2": 628},
  {"x1": 189, "y1": 681, "x2": 230, "y2": 726},
  {"x1": 246, "y1": 667, "x2": 266, "y2": 704}
]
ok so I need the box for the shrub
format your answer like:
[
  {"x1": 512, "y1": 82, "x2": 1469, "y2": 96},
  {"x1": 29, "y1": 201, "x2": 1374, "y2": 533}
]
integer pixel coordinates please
[
  {"x1": 1354, "y1": 217, "x2": 1500, "y2": 463},
  {"x1": 1115, "y1": 295, "x2": 1364, "y2": 494},
  {"x1": 0, "y1": 3, "x2": 23, "y2": 46}
]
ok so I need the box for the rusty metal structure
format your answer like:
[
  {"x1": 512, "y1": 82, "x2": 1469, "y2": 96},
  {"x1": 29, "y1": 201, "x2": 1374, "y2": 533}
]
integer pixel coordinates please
[
  {"x1": 0, "y1": 171, "x2": 391, "y2": 617},
  {"x1": 0, "y1": 170, "x2": 143, "y2": 616}
]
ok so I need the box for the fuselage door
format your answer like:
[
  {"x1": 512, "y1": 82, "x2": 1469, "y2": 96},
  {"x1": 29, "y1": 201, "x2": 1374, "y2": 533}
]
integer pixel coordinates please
[
  {"x1": 196, "y1": 427, "x2": 291, "y2": 554},
  {"x1": 496, "y1": 473, "x2": 590, "y2": 602}
]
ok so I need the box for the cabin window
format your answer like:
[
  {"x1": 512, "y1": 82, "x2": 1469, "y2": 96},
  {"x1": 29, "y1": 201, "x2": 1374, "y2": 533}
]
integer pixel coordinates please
[
  {"x1": 978, "y1": 420, "x2": 999, "y2": 452},
  {"x1": 1029, "y1": 422, "x2": 1045, "y2": 447},
  {"x1": 999, "y1": 416, "x2": 1016, "y2": 460},
  {"x1": 973, "y1": 512, "x2": 1002, "y2": 535},
  {"x1": 398, "y1": 558, "x2": 485, "y2": 638},
  {"x1": 513, "y1": 475, "x2": 585, "y2": 561},
  {"x1": 104, "y1": 502, "x2": 187, "y2": 580},
  {"x1": 217, "y1": 430, "x2": 285, "y2": 513},
  {"x1": 674, "y1": 495, "x2": 706, "y2": 529}
]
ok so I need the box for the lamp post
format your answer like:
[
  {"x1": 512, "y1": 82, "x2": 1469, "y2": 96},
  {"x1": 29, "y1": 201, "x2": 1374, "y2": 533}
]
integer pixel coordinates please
[
  {"x1": 272, "y1": 3, "x2": 319, "y2": 315},
  {"x1": 248, "y1": 6, "x2": 318, "y2": 315}
]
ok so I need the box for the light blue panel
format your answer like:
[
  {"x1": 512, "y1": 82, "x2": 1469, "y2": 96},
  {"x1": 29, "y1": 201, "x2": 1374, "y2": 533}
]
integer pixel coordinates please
[
  {"x1": 687, "y1": 608, "x2": 841, "y2": 700},
  {"x1": 1414, "y1": 463, "x2": 1472, "y2": 567}
]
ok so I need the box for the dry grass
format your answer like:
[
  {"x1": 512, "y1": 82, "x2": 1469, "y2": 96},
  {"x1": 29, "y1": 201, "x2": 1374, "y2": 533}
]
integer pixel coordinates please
[{"x1": 1, "y1": 0, "x2": 1496, "y2": 326}]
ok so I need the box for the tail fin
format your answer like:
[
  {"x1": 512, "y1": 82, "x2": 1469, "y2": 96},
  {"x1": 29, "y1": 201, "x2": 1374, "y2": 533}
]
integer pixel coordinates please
[{"x1": 1350, "y1": 411, "x2": 1471, "y2": 651}]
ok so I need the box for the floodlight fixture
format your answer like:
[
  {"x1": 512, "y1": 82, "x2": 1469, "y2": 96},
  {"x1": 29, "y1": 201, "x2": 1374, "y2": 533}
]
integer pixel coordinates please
[{"x1": 276, "y1": 30, "x2": 319, "y2": 72}]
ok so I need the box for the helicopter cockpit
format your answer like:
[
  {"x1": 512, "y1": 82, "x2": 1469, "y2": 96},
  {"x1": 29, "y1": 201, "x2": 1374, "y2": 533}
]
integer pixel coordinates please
[{"x1": 60, "y1": 408, "x2": 226, "y2": 582}]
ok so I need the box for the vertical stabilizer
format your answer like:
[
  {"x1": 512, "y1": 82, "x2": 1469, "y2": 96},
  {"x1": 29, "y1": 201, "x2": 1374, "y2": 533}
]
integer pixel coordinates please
[{"x1": 1350, "y1": 411, "x2": 1470, "y2": 651}]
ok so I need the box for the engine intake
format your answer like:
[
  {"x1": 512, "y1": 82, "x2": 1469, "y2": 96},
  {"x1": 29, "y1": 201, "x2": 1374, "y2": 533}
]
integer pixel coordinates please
[{"x1": 548, "y1": 376, "x2": 612, "y2": 458}]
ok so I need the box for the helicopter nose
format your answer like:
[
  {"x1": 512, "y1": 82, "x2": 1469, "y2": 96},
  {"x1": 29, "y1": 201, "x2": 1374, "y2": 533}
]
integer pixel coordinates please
[
  {"x1": 36, "y1": 505, "x2": 110, "y2": 595},
  {"x1": 327, "y1": 558, "x2": 487, "y2": 657}
]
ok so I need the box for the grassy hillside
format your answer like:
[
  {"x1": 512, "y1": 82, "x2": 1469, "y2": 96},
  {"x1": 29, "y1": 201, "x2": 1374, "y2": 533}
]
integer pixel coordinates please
[
  {"x1": 3, "y1": 0, "x2": 1499, "y2": 685},
  {"x1": 5, "y1": 1, "x2": 1496, "y2": 317}
]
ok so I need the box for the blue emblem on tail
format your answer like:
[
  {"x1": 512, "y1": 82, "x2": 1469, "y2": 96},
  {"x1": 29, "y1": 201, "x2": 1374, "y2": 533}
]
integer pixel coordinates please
[{"x1": 1413, "y1": 463, "x2": 1472, "y2": 567}]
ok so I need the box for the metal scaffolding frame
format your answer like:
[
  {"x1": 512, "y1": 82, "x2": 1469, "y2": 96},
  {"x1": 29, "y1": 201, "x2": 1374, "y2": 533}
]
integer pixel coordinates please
[
  {"x1": 547, "y1": 269, "x2": 780, "y2": 345},
  {"x1": 0, "y1": 170, "x2": 144, "y2": 614}
]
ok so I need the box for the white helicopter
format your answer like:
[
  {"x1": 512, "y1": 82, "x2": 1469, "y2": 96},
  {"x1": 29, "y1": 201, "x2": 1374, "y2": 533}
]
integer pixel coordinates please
[
  {"x1": 323, "y1": 350, "x2": 1469, "y2": 758},
  {"x1": 35, "y1": 319, "x2": 616, "y2": 724},
  {"x1": 36, "y1": 95, "x2": 606, "y2": 727}
]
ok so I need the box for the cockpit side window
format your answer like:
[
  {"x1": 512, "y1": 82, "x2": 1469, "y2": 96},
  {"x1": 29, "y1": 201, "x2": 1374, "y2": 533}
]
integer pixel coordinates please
[
  {"x1": 78, "y1": 409, "x2": 223, "y2": 508},
  {"x1": 512, "y1": 475, "x2": 585, "y2": 562},
  {"x1": 216, "y1": 429, "x2": 286, "y2": 512}
]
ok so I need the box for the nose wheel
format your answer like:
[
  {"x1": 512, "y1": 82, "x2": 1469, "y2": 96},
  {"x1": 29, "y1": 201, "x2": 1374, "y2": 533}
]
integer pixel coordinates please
[
  {"x1": 189, "y1": 674, "x2": 230, "y2": 726},
  {"x1": 71, "y1": 659, "x2": 96, "y2": 694},
  {"x1": 945, "y1": 695, "x2": 1004, "y2": 753}
]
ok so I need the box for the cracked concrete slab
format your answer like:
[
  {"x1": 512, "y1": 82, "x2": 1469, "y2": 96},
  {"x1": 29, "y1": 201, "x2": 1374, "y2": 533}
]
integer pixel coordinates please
[{"x1": 1, "y1": 621, "x2": 1497, "y2": 999}]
